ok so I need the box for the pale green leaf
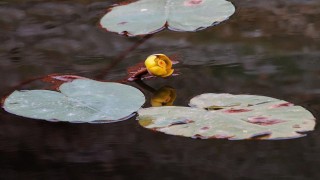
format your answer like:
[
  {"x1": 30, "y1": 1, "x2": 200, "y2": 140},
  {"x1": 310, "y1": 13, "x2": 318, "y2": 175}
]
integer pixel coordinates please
[
  {"x1": 4, "y1": 79, "x2": 145, "y2": 123},
  {"x1": 100, "y1": 0, "x2": 235, "y2": 36}
]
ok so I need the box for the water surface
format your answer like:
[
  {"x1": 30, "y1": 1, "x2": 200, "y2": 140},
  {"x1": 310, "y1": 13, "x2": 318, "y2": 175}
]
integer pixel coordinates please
[{"x1": 0, "y1": 0, "x2": 320, "y2": 179}]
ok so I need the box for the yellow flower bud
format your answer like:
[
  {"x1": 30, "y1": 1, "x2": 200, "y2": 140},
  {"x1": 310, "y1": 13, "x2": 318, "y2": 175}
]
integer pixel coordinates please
[
  {"x1": 144, "y1": 54, "x2": 174, "y2": 77},
  {"x1": 151, "y1": 86, "x2": 176, "y2": 107}
]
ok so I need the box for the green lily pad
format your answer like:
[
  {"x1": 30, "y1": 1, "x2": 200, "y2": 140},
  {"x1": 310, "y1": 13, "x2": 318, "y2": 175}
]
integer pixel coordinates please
[
  {"x1": 3, "y1": 79, "x2": 145, "y2": 123},
  {"x1": 100, "y1": 0, "x2": 235, "y2": 36},
  {"x1": 138, "y1": 94, "x2": 316, "y2": 140}
]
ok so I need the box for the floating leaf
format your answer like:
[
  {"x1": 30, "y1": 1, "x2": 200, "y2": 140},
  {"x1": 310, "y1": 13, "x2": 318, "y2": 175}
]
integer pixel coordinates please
[
  {"x1": 100, "y1": 0, "x2": 235, "y2": 36},
  {"x1": 190, "y1": 93, "x2": 280, "y2": 110},
  {"x1": 3, "y1": 79, "x2": 145, "y2": 123},
  {"x1": 138, "y1": 94, "x2": 316, "y2": 140},
  {"x1": 42, "y1": 74, "x2": 88, "y2": 90},
  {"x1": 126, "y1": 62, "x2": 153, "y2": 81}
]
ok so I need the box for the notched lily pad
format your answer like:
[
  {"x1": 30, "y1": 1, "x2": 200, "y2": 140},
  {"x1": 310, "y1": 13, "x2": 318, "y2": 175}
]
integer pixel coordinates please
[
  {"x1": 138, "y1": 93, "x2": 316, "y2": 140},
  {"x1": 3, "y1": 79, "x2": 145, "y2": 123},
  {"x1": 100, "y1": 0, "x2": 235, "y2": 36}
]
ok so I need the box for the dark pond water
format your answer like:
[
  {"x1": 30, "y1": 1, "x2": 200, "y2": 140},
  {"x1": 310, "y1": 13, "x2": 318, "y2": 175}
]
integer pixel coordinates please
[{"x1": 0, "y1": 0, "x2": 320, "y2": 179}]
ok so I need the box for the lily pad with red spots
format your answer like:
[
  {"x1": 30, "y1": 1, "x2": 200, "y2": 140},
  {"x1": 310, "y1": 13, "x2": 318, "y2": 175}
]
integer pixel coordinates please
[
  {"x1": 100, "y1": 0, "x2": 235, "y2": 36},
  {"x1": 138, "y1": 94, "x2": 316, "y2": 140}
]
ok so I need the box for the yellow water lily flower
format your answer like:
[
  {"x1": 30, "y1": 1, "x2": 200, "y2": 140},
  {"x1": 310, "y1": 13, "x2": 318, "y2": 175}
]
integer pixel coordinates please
[
  {"x1": 151, "y1": 86, "x2": 176, "y2": 107},
  {"x1": 144, "y1": 54, "x2": 174, "y2": 77}
]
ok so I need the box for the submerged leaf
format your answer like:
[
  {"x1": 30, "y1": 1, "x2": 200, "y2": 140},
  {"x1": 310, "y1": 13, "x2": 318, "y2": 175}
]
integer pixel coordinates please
[
  {"x1": 138, "y1": 93, "x2": 316, "y2": 140},
  {"x1": 100, "y1": 0, "x2": 235, "y2": 36},
  {"x1": 3, "y1": 79, "x2": 145, "y2": 123}
]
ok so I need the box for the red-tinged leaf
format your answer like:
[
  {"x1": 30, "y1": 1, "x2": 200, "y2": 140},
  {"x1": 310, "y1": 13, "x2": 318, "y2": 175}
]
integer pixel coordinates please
[
  {"x1": 169, "y1": 119, "x2": 194, "y2": 127},
  {"x1": 247, "y1": 116, "x2": 286, "y2": 126},
  {"x1": 42, "y1": 74, "x2": 87, "y2": 90},
  {"x1": 139, "y1": 94, "x2": 316, "y2": 140},
  {"x1": 118, "y1": 21, "x2": 128, "y2": 25},
  {"x1": 192, "y1": 134, "x2": 207, "y2": 139},
  {"x1": 127, "y1": 62, "x2": 145, "y2": 75},
  {"x1": 293, "y1": 124, "x2": 301, "y2": 128},
  {"x1": 223, "y1": 108, "x2": 252, "y2": 113},
  {"x1": 126, "y1": 58, "x2": 180, "y2": 81},
  {"x1": 192, "y1": 133, "x2": 234, "y2": 139},
  {"x1": 184, "y1": 0, "x2": 204, "y2": 7},
  {"x1": 46, "y1": 74, "x2": 87, "y2": 82},
  {"x1": 126, "y1": 62, "x2": 149, "y2": 81},
  {"x1": 269, "y1": 102, "x2": 294, "y2": 108},
  {"x1": 116, "y1": 0, "x2": 138, "y2": 6},
  {"x1": 209, "y1": 134, "x2": 235, "y2": 139},
  {"x1": 200, "y1": 126, "x2": 210, "y2": 130}
]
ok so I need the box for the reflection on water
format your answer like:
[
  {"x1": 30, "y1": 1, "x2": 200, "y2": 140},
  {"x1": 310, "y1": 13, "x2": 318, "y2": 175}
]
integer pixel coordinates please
[
  {"x1": 0, "y1": 0, "x2": 320, "y2": 179},
  {"x1": 135, "y1": 80, "x2": 177, "y2": 107},
  {"x1": 150, "y1": 86, "x2": 177, "y2": 107}
]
